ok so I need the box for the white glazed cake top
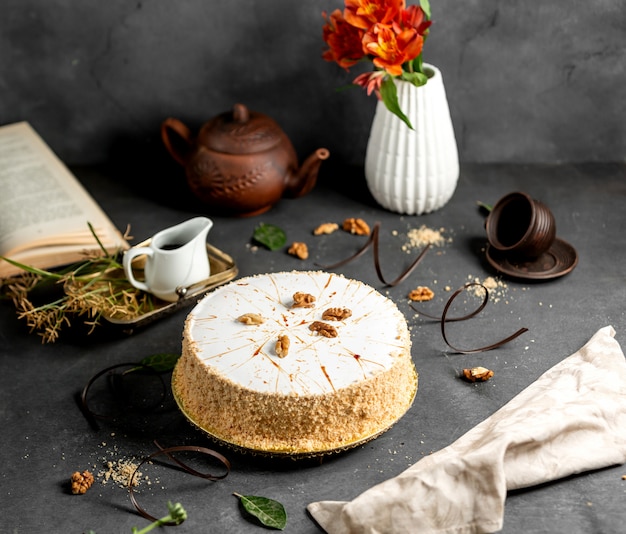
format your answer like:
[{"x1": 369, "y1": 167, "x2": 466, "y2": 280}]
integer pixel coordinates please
[{"x1": 185, "y1": 271, "x2": 410, "y2": 395}]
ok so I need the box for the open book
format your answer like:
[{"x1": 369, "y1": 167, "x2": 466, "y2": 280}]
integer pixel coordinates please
[{"x1": 0, "y1": 122, "x2": 128, "y2": 278}]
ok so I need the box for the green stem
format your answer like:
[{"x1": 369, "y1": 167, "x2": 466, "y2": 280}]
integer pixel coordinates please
[
  {"x1": 0, "y1": 257, "x2": 65, "y2": 280},
  {"x1": 132, "y1": 503, "x2": 187, "y2": 533},
  {"x1": 87, "y1": 221, "x2": 109, "y2": 256}
]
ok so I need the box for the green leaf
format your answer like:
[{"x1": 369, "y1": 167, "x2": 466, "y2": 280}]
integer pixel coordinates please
[
  {"x1": 139, "y1": 353, "x2": 181, "y2": 373},
  {"x1": 335, "y1": 83, "x2": 360, "y2": 93},
  {"x1": 380, "y1": 77, "x2": 413, "y2": 130},
  {"x1": 123, "y1": 353, "x2": 181, "y2": 375},
  {"x1": 420, "y1": 0, "x2": 431, "y2": 19},
  {"x1": 234, "y1": 493, "x2": 287, "y2": 530},
  {"x1": 476, "y1": 201, "x2": 493, "y2": 214},
  {"x1": 253, "y1": 223, "x2": 287, "y2": 251},
  {"x1": 410, "y1": 55, "x2": 423, "y2": 75},
  {"x1": 401, "y1": 70, "x2": 429, "y2": 87}
]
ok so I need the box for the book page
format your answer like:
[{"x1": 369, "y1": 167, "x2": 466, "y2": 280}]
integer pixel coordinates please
[{"x1": 0, "y1": 122, "x2": 126, "y2": 258}]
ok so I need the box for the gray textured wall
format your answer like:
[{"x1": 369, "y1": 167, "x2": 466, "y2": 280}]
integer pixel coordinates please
[{"x1": 1, "y1": 0, "x2": 625, "y2": 167}]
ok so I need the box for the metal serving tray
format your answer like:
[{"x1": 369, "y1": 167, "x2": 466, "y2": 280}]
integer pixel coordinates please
[{"x1": 104, "y1": 242, "x2": 238, "y2": 334}]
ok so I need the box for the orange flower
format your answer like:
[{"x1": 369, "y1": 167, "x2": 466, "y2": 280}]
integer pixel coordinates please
[
  {"x1": 321, "y1": 0, "x2": 433, "y2": 129},
  {"x1": 344, "y1": 0, "x2": 405, "y2": 30},
  {"x1": 353, "y1": 70, "x2": 386, "y2": 97},
  {"x1": 362, "y1": 23, "x2": 424, "y2": 76},
  {"x1": 400, "y1": 4, "x2": 431, "y2": 35},
  {"x1": 322, "y1": 9, "x2": 366, "y2": 69}
]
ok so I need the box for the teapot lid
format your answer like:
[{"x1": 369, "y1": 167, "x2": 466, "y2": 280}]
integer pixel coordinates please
[{"x1": 199, "y1": 103, "x2": 283, "y2": 154}]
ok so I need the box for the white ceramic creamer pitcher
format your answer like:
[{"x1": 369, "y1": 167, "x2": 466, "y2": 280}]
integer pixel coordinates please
[{"x1": 123, "y1": 217, "x2": 213, "y2": 302}]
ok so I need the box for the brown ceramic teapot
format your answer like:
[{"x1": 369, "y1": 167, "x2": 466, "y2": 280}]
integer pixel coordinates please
[{"x1": 161, "y1": 103, "x2": 329, "y2": 216}]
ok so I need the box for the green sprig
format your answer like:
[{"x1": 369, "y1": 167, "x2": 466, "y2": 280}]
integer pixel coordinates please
[
  {"x1": 131, "y1": 501, "x2": 187, "y2": 533},
  {"x1": 0, "y1": 223, "x2": 155, "y2": 342}
]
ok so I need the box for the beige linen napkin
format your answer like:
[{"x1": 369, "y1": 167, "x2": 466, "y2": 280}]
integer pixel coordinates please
[{"x1": 308, "y1": 326, "x2": 626, "y2": 534}]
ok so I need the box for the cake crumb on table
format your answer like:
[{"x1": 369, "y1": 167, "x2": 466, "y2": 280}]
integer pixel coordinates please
[
  {"x1": 402, "y1": 225, "x2": 449, "y2": 251},
  {"x1": 467, "y1": 275, "x2": 509, "y2": 303},
  {"x1": 98, "y1": 458, "x2": 143, "y2": 488}
]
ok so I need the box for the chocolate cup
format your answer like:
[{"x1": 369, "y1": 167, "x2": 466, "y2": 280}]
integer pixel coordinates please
[{"x1": 485, "y1": 191, "x2": 556, "y2": 259}]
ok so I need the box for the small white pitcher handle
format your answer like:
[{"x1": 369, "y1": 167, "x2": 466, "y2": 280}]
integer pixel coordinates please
[{"x1": 123, "y1": 247, "x2": 154, "y2": 293}]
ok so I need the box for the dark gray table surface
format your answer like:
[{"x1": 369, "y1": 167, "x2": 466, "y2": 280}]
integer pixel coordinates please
[{"x1": 2, "y1": 162, "x2": 625, "y2": 533}]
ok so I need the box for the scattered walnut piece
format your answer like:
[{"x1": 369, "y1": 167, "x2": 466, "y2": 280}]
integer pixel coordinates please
[
  {"x1": 313, "y1": 222, "x2": 339, "y2": 235},
  {"x1": 288, "y1": 241, "x2": 309, "y2": 260},
  {"x1": 275, "y1": 335, "x2": 290, "y2": 358},
  {"x1": 322, "y1": 307, "x2": 352, "y2": 321},
  {"x1": 309, "y1": 321, "x2": 338, "y2": 338},
  {"x1": 462, "y1": 367, "x2": 494, "y2": 382},
  {"x1": 342, "y1": 217, "x2": 370, "y2": 236},
  {"x1": 292, "y1": 292, "x2": 316, "y2": 308},
  {"x1": 408, "y1": 286, "x2": 435, "y2": 302},
  {"x1": 71, "y1": 470, "x2": 94, "y2": 495},
  {"x1": 237, "y1": 313, "x2": 264, "y2": 325}
]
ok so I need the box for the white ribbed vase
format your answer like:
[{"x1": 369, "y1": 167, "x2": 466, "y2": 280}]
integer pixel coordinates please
[{"x1": 365, "y1": 64, "x2": 459, "y2": 215}]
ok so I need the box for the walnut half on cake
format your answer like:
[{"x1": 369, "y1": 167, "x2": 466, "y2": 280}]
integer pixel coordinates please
[{"x1": 172, "y1": 271, "x2": 418, "y2": 456}]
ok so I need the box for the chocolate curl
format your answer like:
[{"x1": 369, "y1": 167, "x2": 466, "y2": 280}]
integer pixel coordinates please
[
  {"x1": 315, "y1": 228, "x2": 375, "y2": 270},
  {"x1": 79, "y1": 362, "x2": 167, "y2": 431},
  {"x1": 371, "y1": 224, "x2": 431, "y2": 286},
  {"x1": 317, "y1": 222, "x2": 431, "y2": 287},
  {"x1": 129, "y1": 441, "x2": 231, "y2": 524},
  {"x1": 412, "y1": 282, "x2": 529, "y2": 354}
]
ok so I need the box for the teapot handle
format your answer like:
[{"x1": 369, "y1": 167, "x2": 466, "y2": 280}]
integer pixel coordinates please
[{"x1": 161, "y1": 118, "x2": 193, "y2": 166}]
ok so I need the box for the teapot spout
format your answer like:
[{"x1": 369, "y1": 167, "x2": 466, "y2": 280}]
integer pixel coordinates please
[{"x1": 285, "y1": 148, "x2": 330, "y2": 199}]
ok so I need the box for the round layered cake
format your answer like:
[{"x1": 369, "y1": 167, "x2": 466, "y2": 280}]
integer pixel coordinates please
[{"x1": 172, "y1": 271, "x2": 417, "y2": 455}]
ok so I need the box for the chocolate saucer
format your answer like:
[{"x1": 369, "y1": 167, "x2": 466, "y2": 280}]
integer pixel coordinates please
[{"x1": 485, "y1": 237, "x2": 578, "y2": 280}]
